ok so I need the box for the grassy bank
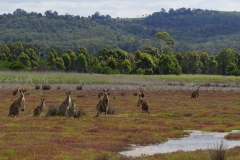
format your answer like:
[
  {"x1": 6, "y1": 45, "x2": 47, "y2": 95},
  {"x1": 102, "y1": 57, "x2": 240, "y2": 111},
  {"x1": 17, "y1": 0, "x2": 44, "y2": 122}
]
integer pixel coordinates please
[{"x1": 0, "y1": 71, "x2": 240, "y2": 85}]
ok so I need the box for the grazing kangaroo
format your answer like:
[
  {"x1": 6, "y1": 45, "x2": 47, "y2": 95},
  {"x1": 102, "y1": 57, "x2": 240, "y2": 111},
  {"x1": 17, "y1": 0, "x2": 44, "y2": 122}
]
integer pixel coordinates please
[
  {"x1": 8, "y1": 91, "x2": 25, "y2": 117},
  {"x1": 58, "y1": 92, "x2": 71, "y2": 116},
  {"x1": 137, "y1": 90, "x2": 149, "y2": 113},
  {"x1": 13, "y1": 87, "x2": 19, "y2": 95},
  {"x1": 95, "y1": 90, "x2": 109, "y2": 117},
  {"x1": 191, "y1": 86, "x2": 200, "y2": 99},
  {"x1": 34, "y1": 98, "x2": 45, "y2": 116}
]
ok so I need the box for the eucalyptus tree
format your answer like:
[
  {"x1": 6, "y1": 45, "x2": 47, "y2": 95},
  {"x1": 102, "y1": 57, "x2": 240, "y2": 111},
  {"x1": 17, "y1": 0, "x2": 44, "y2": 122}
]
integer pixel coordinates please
[
  {"x1": 155, "y1": 31, "x2": 174, "y2": 54},
  {"x1": 216, "y1": 48, "x2": 238, "y2": 75}
]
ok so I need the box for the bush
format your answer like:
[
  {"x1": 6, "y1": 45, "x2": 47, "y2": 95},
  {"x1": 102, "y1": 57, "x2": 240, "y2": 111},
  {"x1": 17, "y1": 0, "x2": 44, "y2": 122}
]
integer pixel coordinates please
[
  {"x1": 76, "y1": 85, "x2": 83, "y2": 90},
  {"x1": 0, "y1": 60, "x2": 11, "y2": 70},
  {"x1": 46, "y1": 105, "x2": 58, "y2": 116},
  {"x1": 42, "y1": 84, "x2": 51, "y2": 90},
  {"x1": 9, "y1": 61, "x2": 26, "y2": 70},
  {"x1": 207, "y1": 140, "x2": 227, "y2": 160},
  {"x1": 75, "y1": 107, "x2": 85, "y2": 118},
  {"x1": 107, "y1": 106, "x2": 117, "y2": 115},
  {"x1": 102, "y1": 66, "x2": 113, "y2": 74},
  {"x1": 92, "y1": 65, "x2": 103, "y2": 74},
  {"x1": 35, "y1": 84, "x2": 40, "y2": 90}
]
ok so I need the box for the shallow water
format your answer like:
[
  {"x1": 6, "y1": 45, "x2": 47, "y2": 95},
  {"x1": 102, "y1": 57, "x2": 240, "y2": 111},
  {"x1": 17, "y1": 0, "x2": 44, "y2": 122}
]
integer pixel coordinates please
[{"x1": 119, "y1": 130, "x2": 240, "y2": 157}]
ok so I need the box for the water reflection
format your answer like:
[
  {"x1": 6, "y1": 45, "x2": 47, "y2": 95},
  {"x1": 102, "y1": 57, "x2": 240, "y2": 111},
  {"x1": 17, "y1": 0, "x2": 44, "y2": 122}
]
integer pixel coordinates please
[{"x1": 120, "y1": 130, "x2": 240, "y2": 157}]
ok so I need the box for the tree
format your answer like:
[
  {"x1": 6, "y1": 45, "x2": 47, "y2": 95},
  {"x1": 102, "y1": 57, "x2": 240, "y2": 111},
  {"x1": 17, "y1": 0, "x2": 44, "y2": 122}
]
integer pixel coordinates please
[
  {"x1": 155, "y1": 31, "x2": 174, "y2": 54},
  {"x1": 47, "y1": 52, "x2": 56, "y2": 70},
  {"x1": 208, "y1": 55, "x2": 218, "y2": 74},
  {"x1": 216, "y1": 48, "x2": 238, "y2": 75},
  {"x1": 77, "y1": 47, "x2": 89, "y2": 65},
  {"x1": 67, "y1": 50, "x2": 77, "y2": 71},
  {"x1": 158, "y1": 54, "x2": 181, "y2": 75},
  {"x1": 0, "y1": 43, "x2": 10, "y2": 61},
  {"x1": 121, "y1": 59, "x2": 132, "y2": 74},
  {"x1": 18, "y1": 52, "x2": 31, "y2": 68},
  {"x1": 62, "y1": 53, "x2": 71, "y2": 71},
  {"x1": 106, "y1": 56, "x2": 117, "y2": 70},
  {"x1": 55, "y1": 57, "x2": 65, "y2": 71},
  {"x1": 200, "y1": 52, "x2": 210, "y2": 74},
  {"x1": 76, "y1": 53, "x2": 87, "y2": 73},
  {"x1": 7, "y1": 42, "x2": 24, "y2": 61}
]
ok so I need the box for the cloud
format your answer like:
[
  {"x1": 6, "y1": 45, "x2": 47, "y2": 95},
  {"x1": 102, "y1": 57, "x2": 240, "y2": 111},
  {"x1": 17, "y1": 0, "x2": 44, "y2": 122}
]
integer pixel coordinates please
[{"x1": 0, "y1": 0, "x2": 240, "y2": 18}]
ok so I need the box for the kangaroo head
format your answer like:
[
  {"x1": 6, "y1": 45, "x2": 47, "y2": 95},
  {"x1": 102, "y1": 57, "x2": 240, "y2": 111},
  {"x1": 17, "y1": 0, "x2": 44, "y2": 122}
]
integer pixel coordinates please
[
  {"x1": 102, "y1": 90, "x2": 109, "y2": 99},
  {"x1": 41, "y1": 98, "x2": 45, "y2": 108}
]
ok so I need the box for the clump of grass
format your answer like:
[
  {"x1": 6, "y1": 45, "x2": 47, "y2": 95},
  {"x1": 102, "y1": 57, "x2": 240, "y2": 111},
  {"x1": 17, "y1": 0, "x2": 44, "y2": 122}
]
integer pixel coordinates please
[
  {"x1": 203, "y1": 82, "x2": 211, "y2": 87},
  {"x1": 35, "y1": 84, "x2": 40, "y2": 90},
  {"x1": 57, "y1": 86, "x2": 61, "y2": 90},
  {"x1": 46, "y1": 105, "x2": 58, "y2": 116},
  {"x1": 42, "y1": 84, "x2": 51, "y2": 90},
  {"x1": 224, "y1": 133, "x2": 240, "y2": 140},
  {"x1": 207, "y1": 140, "x2": 227, "y2": 160},
  {"x1": 76, "y1": 85, "x2": 83, "y2": 90},
  {"x1": 77, "y1": 93, "x2": 85, "y2": 97},
  {"x1": 107, "y1": 106, "x2": 117, "y2": 115},
  {"x1": 94, "y1": 153, "x2": 111, "y2": 160},
  {"x1": 183, "y1": 113, "x2": 193, "y2": 117},
  {"x1": 75, "y1": 107, "x2": 85, "y2": 118},
  {"x1": 133, "y1": 92, "x2": 138, "y2": 96}
]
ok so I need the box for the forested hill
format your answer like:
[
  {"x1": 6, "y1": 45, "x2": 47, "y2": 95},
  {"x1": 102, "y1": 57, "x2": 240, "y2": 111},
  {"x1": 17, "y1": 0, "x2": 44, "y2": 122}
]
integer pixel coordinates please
[{"x1": 1, "y1": 8, "x2": 240, "y2": 55}]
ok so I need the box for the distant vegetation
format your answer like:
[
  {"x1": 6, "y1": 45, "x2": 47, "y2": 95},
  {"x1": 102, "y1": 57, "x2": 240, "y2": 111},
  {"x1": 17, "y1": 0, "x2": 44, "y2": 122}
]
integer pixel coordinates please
[{"x1": 1, "y1": 8, "x2": 240, "y2": 75}]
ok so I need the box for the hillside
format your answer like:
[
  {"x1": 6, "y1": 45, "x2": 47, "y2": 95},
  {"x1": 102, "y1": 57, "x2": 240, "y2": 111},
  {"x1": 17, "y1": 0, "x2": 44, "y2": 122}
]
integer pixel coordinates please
[{"x1": 1, "y1": 8, "x2": 240, "y2": 55}]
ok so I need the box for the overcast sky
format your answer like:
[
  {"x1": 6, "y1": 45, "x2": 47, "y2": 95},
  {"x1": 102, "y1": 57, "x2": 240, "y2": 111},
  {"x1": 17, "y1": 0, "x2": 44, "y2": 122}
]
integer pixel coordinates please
[{"x1": 0, "y1": 0, "x2": 239, "y2": 18}]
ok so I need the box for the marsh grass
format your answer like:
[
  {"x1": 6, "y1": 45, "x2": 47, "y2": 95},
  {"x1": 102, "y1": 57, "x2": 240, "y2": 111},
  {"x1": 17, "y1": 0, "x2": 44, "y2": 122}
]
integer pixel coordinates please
[
  {"x1": 207, "y1": 140, "x2": 227, "y2": 160},
  {"x1": 0, "y1": 86, "x2": 240, "y2": 159}
]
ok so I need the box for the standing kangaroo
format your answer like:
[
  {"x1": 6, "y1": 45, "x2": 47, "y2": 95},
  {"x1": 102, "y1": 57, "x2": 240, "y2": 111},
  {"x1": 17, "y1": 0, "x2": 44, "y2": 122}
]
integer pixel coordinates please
[
  {"x1": 191, "y1": 86, "x2": 200, "y2": 99},
  {"x1": 8, "y1": 91, "x2": 25, "y2": 117},
  {"x1": 95, "y1": 90, "x2": 109, "y2": 117},
  {"x1": 67, "y1": 100, "x2": 77, "y2": 118},
  {"x1": 58, "y1": 92, "x2": 71, "y2": 116},
  {"x1": 137, "y1": 90, "x2": 149, "y2": 113},
  {"x1": 34, "y1": 98, "x2": 45, "y2": 116}
]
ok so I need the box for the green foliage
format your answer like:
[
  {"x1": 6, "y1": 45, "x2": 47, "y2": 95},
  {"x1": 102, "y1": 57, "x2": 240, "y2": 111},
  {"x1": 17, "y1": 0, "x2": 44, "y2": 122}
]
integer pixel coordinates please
[
  {"x1": 0, "y1": 60, "x2": 11, "y2": 70},
  {"x1": 92, "y1": 65, "x2": 103, "y2": 73},
  {"x1": 102, "y1": 66, "x2": 113, "y2": 74},
  {"x1": 8, "y1": 61, "x2": 26, "y2": 70},
  {"x1": 77, "y1": 53, "x2": 87, "y2": 73}
]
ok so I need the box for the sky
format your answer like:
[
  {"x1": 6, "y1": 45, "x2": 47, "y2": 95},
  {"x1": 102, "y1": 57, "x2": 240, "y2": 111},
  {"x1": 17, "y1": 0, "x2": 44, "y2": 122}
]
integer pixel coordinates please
[{"x1": 0, "y1": 0, "x2": 240, "y2": 18}]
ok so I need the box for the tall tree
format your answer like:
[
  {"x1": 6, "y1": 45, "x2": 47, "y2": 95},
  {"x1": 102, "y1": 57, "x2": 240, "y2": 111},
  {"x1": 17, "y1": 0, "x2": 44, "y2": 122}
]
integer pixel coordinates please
[
  {"x1": 216, "y1": 48, "x2": 238, "y2": 75},
  {"x1": 155, "y1": 31, "x2": 174, "y2": 54}
]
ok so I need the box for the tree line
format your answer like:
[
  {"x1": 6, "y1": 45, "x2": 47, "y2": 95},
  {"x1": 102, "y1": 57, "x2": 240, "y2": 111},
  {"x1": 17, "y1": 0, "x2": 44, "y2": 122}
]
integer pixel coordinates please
[
  {"x1": 1, "y1": 8, "x2": 240, "y2": 55},
  {"x1": 1, "y1": 34, "x2": 240, "y2": 76}
]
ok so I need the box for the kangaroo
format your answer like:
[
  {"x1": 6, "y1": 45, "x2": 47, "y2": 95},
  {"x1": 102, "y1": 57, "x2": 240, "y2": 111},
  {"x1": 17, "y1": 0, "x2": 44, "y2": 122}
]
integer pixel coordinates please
[
  {"x1": 191, "y1": 86, "x2": 200, "y2": 99},
  {"x1": 13, "y1": 87, "x2": 19, "y2": 95},
  {"x1": 58, "y1": 92, "x2": 71, "y2": 116},
  {"x1": 137, "y1": 90, "x2": 149, "y2": 113},
  {"x1": 34, "y1": 98, "x2": 45, "y2": 116},
  {"x1": 67, "y1": 100, "x2": 77, "y2": 118},
  {"x1": 95, "y1": 90, "x2": 109, "y2": 117},
  {"x1": 8, "y1": 91, "x2": 25, "y2": 117}
]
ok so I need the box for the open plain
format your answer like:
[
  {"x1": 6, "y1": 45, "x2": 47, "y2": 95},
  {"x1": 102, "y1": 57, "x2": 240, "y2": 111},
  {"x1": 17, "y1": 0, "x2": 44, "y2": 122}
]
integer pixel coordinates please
[{"x1": 0, "y1": 72, "x2": 240, "y2": 159}]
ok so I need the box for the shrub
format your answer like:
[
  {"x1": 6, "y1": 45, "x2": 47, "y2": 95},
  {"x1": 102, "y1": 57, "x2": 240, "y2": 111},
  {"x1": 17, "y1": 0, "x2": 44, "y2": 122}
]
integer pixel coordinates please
[
  {"x1": 76, "y1": 85, "x2": 83, "y2": 90},
  {"x1": 57, "y1": 86, "x2": 61, "y2": 90},
  {"x1": 94, "y1": 153, "x2": 111, "y2": 160},
  {"x1": 9, "y1": 61, "x2": 26, "y2": 70},
  {"x1": 35, "y1": 84, "x2": 40, "y2": 90},
  {"x1": 92, "y1": 65, "x2": 103, "y2": 74},
  {"x1": 42, "y1": 84, "x2": 51, "y2": 90},
  {"x1": 75, "y1": 107, "x2": 85, "y2": 118},
  {"x1": 46, "y1": 105, "x2": 58, "y2": 116},
  {"x1": 107, "y1": 106, "x2": 117, "y2": 115},
  {"x1": 207, "y1": 140, "x2": 227, "y2": 160}
]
